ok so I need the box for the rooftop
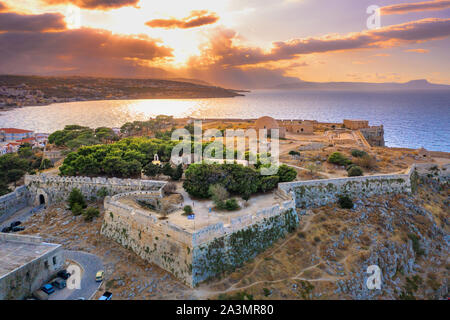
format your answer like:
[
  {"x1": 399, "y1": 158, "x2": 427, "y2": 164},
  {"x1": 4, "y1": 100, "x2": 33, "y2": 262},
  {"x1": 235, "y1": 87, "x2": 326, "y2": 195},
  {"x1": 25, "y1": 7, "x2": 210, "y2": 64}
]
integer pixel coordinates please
[
  {"x1": 0, "y1": 234, "x2": 60, "y2": 278},
  {"x1": 0, "y1": 128, "x2": 34, "y2": 134}
]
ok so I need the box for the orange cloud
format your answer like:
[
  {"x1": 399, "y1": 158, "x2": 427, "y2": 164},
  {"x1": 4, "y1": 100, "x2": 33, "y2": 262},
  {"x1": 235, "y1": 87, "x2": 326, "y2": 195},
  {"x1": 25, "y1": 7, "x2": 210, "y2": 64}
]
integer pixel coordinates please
[
  {"x1": 0, "y1": 12, "x2": 67, "y2": 32},
  {"x1": 0, "y1": 2, "x2": 8, "y2": 12},
  {"x1": 189, "y1": 18, "x2": 450, "y2": 69},
  {"x1": 0, "y1": 10, "x2": 173, "y2": 77},
  {"x1": 41, "y1": 0, "x2": 139, "y2": 10},
  {"x1": 404, "y1": 48, "x2": 429, "y2": 53},
  {"x1": 146, "y1": 10, "x2": 219, "y2": 29},
  {"x1": 380, "y1": 0, "x2": 450, "y2": 15}
]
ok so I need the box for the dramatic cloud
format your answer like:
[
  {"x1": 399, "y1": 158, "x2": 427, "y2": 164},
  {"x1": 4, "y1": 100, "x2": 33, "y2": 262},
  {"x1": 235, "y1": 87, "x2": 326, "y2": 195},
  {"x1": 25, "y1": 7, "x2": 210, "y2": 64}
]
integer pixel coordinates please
[
  {"x1": 190, "y1": 18, "x2": 450, "y2": 68},
  {"x1": 0, "y1": 27, "x2": 173, "y2": 77},
  {"x1": 381, "y1": 0, "x2": 450, "y2": 15},
  {"x1": 404, "y1": 48, "x2": 429, "y2": 53},
  {"x1": 146, "y1": 10, "x2": 219, "y2": 29},
  {"x1": 0, "y1": 12, "x2": 67, "y2": 32},
  {"x1": 41, "y1": 0, "x2": 139, "y2": 10},
  {"x1": 0, "y1": 2, "x2": 8, "y2": 12}
]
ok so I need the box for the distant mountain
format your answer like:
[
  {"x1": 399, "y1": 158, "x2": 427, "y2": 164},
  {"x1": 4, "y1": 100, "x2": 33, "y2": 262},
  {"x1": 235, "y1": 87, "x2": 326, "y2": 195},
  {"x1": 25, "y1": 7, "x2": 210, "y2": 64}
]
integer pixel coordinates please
[{"x1": 269, "y1": 79, "x2": 450, "y2": 91}]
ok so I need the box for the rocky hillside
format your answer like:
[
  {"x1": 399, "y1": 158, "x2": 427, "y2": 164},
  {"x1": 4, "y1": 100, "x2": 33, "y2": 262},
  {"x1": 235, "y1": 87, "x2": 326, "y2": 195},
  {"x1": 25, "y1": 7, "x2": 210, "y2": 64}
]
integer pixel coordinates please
[{"x1": 199, "y1": 172, "x2": 448, "y2": 300}]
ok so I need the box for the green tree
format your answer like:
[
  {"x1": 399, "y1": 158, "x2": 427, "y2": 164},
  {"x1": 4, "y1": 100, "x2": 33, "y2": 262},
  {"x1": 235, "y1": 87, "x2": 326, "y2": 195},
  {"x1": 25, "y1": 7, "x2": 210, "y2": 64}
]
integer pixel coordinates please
[
  {"x1": 328, "y1": 152, "x2": 351, "y2": 166},
  {"x1": 71, "y1": 203, "x2": 84, "y2": 216},
  {"x1": 143, "y1": 162, "x2": 161, "y2": 177},
  {"x1": 260, "y1": 176, "x2": 279, "y2": 192},
  {"x1": 171, "y1": 164, "x2": 183, "y2": 181},
  {"x1": 277, "y1": 164, "x2": 297, "y2": 182},
  {"x1": 68, "y1": 188, "x2": 87, "y2": 210},
  {"x1": 6, "y1": 169, "x2": 25, "y2": 186}
]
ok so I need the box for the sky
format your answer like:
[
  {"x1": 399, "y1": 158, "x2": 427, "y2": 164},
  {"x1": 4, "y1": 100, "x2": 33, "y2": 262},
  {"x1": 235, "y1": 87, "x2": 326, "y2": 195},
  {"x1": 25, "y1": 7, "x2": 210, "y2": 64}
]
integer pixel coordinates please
[{"x1": 0, "y1": 0, "x2": 449, "y2": 88}]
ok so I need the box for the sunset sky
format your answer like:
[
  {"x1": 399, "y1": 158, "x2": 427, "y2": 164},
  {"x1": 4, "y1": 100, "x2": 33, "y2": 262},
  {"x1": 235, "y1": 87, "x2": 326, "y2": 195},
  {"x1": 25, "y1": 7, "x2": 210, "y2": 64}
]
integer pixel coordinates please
[{"x1": 1, "y1": 0, "x2": 449, "y2": 88}]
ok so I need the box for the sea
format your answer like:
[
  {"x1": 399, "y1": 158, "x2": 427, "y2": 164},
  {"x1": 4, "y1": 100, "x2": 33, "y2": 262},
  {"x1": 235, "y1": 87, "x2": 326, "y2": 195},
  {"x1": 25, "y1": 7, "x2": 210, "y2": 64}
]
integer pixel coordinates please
[{"x1": 0, "y1": 89, "x2": 449, "y2": 152}]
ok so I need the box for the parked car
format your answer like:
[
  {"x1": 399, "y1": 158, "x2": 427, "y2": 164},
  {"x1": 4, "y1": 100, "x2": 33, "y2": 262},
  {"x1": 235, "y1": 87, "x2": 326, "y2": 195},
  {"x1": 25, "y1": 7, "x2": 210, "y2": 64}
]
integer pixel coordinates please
[
  {"x1": 32, "y1": 289, "x2": 49, "y2": 300},
  {"x1": 98, "y1": 291, "x2": 112, "y2": 300},
  {"x1": 51, "y1": 277, "x2": 66, "y2": 289},
  {"x1": 1, "y1": 227, "x2": 11, "y2": 233},
  {"x1": 95, "y1": 270, "x2": 104, "y2": 282},
  {"x1": 57, "y1": 269, "x2": 71, "y2": 280},
  {"x1": 41, "y1": 284, "x2": 55, "y2": 295},
  {"x1": 9, "y1": 221, "x2": 21, "y2": 228},
  {"x1": 11, "y1": 226, "x2": 25, "y2": 232}
]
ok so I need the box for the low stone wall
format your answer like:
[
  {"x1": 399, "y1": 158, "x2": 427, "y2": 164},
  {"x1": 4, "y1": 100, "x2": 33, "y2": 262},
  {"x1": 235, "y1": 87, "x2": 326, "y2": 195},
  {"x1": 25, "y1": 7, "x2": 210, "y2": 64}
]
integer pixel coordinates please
[
  {"x1": 0, "y1": 185, "x2": 31, "y2": 220},
  {"x1": 101, "y1": 191, "x2": 297, "y2": 287},
  {"x1": 279, "y1": 166, "x2": 417, "y2": 208},
  {"x1": 24, "y1": 174, "x2": 166, "y2": 206}
]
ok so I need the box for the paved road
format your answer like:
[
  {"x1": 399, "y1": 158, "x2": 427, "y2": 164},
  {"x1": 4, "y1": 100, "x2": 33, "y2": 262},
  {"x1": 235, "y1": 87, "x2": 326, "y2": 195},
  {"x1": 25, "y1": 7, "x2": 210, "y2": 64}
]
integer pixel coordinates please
[{"x1": 49, "y1": 250, "x2": 104, "y2": 300}]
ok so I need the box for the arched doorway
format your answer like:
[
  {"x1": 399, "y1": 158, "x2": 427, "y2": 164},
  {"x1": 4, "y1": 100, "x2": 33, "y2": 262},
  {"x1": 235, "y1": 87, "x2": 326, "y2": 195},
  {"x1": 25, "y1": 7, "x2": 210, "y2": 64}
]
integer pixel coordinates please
[{"x1": 39, "y1": 194, "x2": 45, "y2": 205}]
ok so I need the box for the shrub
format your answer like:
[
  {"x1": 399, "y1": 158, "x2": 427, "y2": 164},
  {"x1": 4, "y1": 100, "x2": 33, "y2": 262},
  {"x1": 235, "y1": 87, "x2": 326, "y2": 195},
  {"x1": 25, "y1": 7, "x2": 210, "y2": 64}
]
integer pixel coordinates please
[
  {"x1": 162, "y1": 162, "x2": 174, "y2": 177},
  {"x1": 143, "y1": 163, "x2": 161, "y2": 177},
  {"x1": 289, "y1": 150, "x2": 300, "y2": 157},
  {"x1": 224, "y1": 198, "x2": 240, "y2": 211},
  {"x1": 338, "y1": 195, "x2": 353, "y2": 209},
  {"x1": 407, "y1": 234, "x2": 425, "y2": 256},
  {"x1": 183, "y1": 205, "x2": 193, "y2": 216},
  {"x1": 347, "y1": 166, "x2": 363, "y2": 177},
  {"x1": 277, "y1": 164, "x2": 297, "y2": 182},
  {"x1": 71, "y1": 203, "x2": 84, "y2": 216},
  {"x1": 260, "y1": 176, "x2": 279, "y2": 192},
  {"x1": 68, "y1": 188, "x2": 87, "y2": 210},
  {"x1": 39, "y1": 158, "x2": 54, "y2": 170},
  {"x1": 328, "y1": 152, "x2": 351, "y2": 166},
  {"x1": 96, "y1": 187, "x2": 109, "y2": 198},
  {"x1": 351, "y1": 149, "x2": 368, "y2": 158},
  {"x1": 209, "y1": 184, "x2": 229, "y2": 206},
  {"x1": 353, "y1": 154, "x2": 376, "y2": 169},
  {"x1": 171, "y1": 164, "x2": 183, "y2": 181},
  {"x1": 83, "y1": 207, "x2": 100, "y2": 221}
]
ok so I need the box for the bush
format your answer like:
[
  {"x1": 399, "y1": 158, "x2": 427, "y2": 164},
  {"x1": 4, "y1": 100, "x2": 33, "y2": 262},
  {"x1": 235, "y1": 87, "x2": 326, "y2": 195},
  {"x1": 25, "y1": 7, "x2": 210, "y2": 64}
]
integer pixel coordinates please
[
  {"x1": 289, "y1": 150, "x2": 300, "y2": 157},
  {"x1": 260, "y1": 176, "x2": 279, "y2": 192},
  {"x1": 209, "y1": 184, "x2": 229, "y2": 205},
  {"x1": 328, "y1": 152, "x2": 351, "y2": 166},
  {"x1": 143, "y1": 162, "x2": 161, "y2": 177},
  {"x1": 171, "y1": 164, "x2": 183, "y2": 181},
  {"x1": 224, "y1": 198, "x2": 240, "y2": 211},
  {"x1": 407, "y1": 234, "x2": 425, "y2": 256},
  {"x1": 39, "y1": 158, "x2": 54, "y2": 170},
  {"x1": 71, "y1": 203, "x2": 84, "y2": 216},
  {"x1": 353, "y1": 154, "x2": 376, "y2": 169},
  {"x1": 68, "y1": 188, "x2": 87, "y2": 210},
  {"x1": 347, "y1": 166, "x2": 363, "y2": 177},
  {"x1": 96, "y1": 187, "x2": 109, "y2": 198},
  {"x1": 277, "y1": 164, "x2": 297, "y2": 182},
  {"x1": 338, "y1": 195, "x2": 353, "y2": 209},
  {"x1": 183, "y1": 205, "x2": 193, "y2": 216},
  {"x1": 162, "y1": 162, "x2": 174, "y2": 177},
  {"x1": 351, "y1": 149, "x2": 368, "y2": 158},
  {"x1": 83, "y1": 207, "x2": 100, "y2": 221}
]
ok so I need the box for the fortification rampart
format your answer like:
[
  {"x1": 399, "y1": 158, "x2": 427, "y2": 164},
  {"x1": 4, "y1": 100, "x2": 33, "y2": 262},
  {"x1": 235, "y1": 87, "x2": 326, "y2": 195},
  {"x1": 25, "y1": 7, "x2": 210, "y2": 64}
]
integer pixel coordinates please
[
  {"x1": 101, "y1": 189, "x2": 297, "y2": 287},
  {"x1": 279, "y1": 165, "x2": 417, "y2": 208},
  {"x1": 24, "y1": 174, "x2": 166, "y2": 206}
]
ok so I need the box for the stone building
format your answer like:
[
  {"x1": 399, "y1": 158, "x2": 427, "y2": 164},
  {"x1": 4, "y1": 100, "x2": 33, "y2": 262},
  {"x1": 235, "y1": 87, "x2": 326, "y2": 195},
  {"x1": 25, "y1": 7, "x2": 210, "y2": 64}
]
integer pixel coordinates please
[
  {"x1": 343, "y1": 119, "x2": 369, "y2": 130},
  {"x1": 360, "y1": 125, "x2": 385, "y2": 147},
  {"x1": 0, "y1": 234, "x2": 63, "y2": 300},
  {"x1": 279, "y1": 120, "x2": 314, "y2": 134},
  {"x1": 254, "y1": 116, "x2": 286, "y2": 138}
]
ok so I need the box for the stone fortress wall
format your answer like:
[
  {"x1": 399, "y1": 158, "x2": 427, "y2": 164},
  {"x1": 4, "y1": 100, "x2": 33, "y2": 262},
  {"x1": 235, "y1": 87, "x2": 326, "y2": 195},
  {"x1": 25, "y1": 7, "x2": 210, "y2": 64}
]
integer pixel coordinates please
[
  {"x1": 2, "y1": 162, "x2": 446, "y2": 287},
  {"x1": 0, "y1": 185, "x2": 31, "y2": 220},
  {"x1": 24, "y1": 174, "x2": 166, "y2": 207},
  {"x1": 101, "y1": 189, "x2": 297, "y2": 287},
  {"x1": 278, "y1": 164, "x2": 442, "y2": 209}
]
